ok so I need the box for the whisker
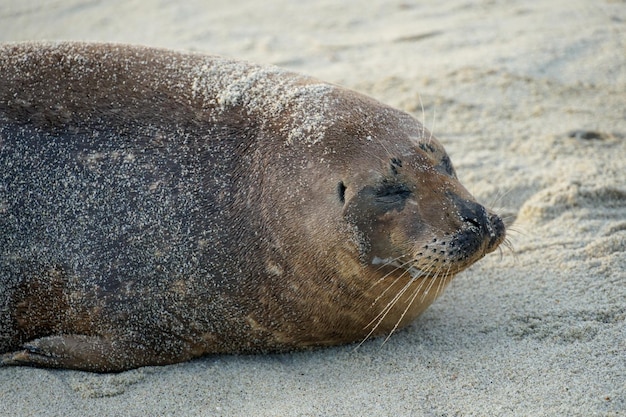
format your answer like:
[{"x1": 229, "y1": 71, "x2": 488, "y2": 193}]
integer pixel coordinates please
[
  {"x1": 372, "y1": 136, "x2": 394, "y2": 160},
  {"x1": 434, "y1": 264, "x2": 452, "y2": 300},
  {"x1": 380, "y1": 277, "x2": 425, "y2": 345},
  {"x1": 380, "y1": 261, "x2": 448, "y2": 346},
  {"x1": 355, "y1": 270, "x2": 415, "y2": 350},
  {"x1": 505, "y1": 225, "x2": 525, "y2": 237},
  {"x1": 487, "y1": 186, "x2": 515, "y2": 210},
  {"x1": 427, "y1": 106, "x2": 437, "y2": 145},
  {"x1": 360, "y1": 147, "x2": 388, "y2": 165},
  {"x1": 417, "y1": 91, "x2": 426, "y2": 140},
  {"x1": 501, "y1": 238, "x2": 518, "y2": 262},
  {"x1": 366, "y1": 271, "x2": 414, "y2": 330},
  {"x1": 499, "y1": 215, "x2": 518, "y2": 229},
  {"x1": 372, "y1": 269, "x2": 406, "y2": 305},
  {"x1": 419, "y1": 266, "x2": 442, "y2": 303},
  {"x1": 355, "y1": 228, "x2": 469, "y2": 350},
  {"x1": 368, "y1": 256, "x2": 412, "y2": 296}
]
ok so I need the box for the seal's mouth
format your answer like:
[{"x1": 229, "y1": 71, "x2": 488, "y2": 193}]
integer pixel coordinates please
[{"x1": 372, "y1": 256, "x2": 426, "y2": 279}]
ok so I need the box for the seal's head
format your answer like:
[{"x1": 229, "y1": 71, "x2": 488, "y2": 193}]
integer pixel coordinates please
[
  {"x1": 254, "y1": 88, "x2": 506, "y2": 344},
  {"x1": 341, "y1": 131, "x2": 505, "y2": 280}
]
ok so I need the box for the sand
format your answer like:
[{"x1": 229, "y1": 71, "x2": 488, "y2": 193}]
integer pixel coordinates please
[{"x1": 1, "y1": 0, "x2": 624, "y2": 416}]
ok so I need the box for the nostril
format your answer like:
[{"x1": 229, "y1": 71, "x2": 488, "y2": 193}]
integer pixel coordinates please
[
  {"x1": 464, "y1": 216, "x2": 482, "y2": 229},
  {"x1": 459, "y1": 202, "x2": 488, "y2": 231}
]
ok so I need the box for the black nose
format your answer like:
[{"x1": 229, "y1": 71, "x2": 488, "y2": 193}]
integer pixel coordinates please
[
  {"x1": 453, "y1": 194, "x2": 505, "y2": 252},
  {"x1": 457, "y1": 198, "x2": 490, "y2": 233}
]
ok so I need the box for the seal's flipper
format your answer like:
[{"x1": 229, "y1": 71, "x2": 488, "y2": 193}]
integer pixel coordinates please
[{"x1": 1, "y1": 335, "x2": 150, "y2": 372}]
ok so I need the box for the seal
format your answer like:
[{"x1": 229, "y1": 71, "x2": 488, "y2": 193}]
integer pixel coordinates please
[{"x1": 0, "y1": 42, "x2": 505, "y2": 372}]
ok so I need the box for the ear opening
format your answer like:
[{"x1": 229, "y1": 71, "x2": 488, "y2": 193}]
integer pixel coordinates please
[{"x1": 337, "y1": 181, "x2": 346, "y2": 204}]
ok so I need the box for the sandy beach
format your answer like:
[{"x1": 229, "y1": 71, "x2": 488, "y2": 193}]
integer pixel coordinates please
[{"x1": 1, "y1": 0, "x2": 624, "y2": 416}]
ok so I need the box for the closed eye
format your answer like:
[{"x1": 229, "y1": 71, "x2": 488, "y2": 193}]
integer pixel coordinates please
[{"x1": 375, "y1": 183, "x2": 411, "y2": 204}]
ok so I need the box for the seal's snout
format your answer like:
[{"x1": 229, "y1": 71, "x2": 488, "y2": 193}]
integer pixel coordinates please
[{"x1": 453, "y1": 195, "x2": 506, "y2": 258}]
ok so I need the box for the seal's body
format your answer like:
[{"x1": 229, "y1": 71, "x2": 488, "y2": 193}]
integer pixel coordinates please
[{"x1": 0, "y1": 42, "x2": 505, "y2": 371}]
